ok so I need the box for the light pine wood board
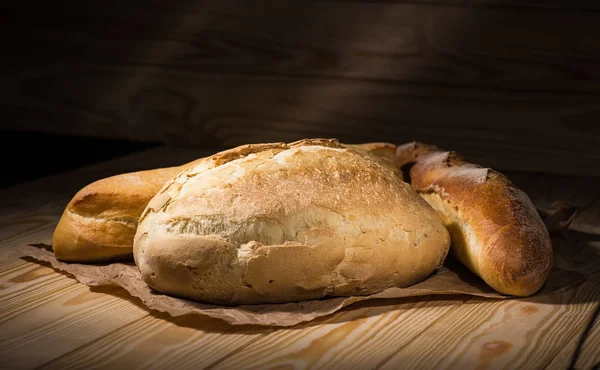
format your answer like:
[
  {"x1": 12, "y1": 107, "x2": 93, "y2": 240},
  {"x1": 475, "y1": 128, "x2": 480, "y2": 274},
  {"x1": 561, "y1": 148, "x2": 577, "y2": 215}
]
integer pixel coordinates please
[
  {"x1": 546, "y1": 304, "x2": 600, "y2": 370},
  {"x1": 210, "y1": 296, "x2": 470, "y2": 370},
  {"x1": 0, "y1": 147, "x2": 599, "y2": 369},
  {"x1": 544, "y1": 242, "x2": 600, "y2": 370},
  {"x1": 0, "y1": 271, "x2": 151, "y2": 369},
  {"x1": 2, "y1": 222, "x2": 599, "y2": 370},
  {"x1": 0, "y1": 147, "x2": 212, "y2": 368},
  {"x1": 38, "y1": 313, "x2": 267, "y2": 370},
  {"x1": 378, "y1": 277, "x2": 600, "y2": 370},
  {"x1": 41, "y1": 296, "x2": 469, "y2": 370},
  {"x1": 0, "y1": 216, "x2": 150, "y2": 369}
]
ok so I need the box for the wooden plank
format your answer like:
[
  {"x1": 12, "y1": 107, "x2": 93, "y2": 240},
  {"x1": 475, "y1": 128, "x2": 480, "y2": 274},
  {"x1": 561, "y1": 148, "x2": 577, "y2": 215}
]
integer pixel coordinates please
[
  {"x1": 0, "y1": 262, "x2": 69, "y2": 306},
  {"x1": 0, "y1": 223, "x2": 56, "y2": 255},
  {"x1": 544, "y1": 243, "x2": 600, "y2": 370},
  {"x1": 2, "y1": 2, "x2": 600, "y2": 176},
  {"x1": 0, "y1": 146, "x2": 253, "y2": 368},
  {"x1": 0, "y1": 281, "x2": 151, "y2": 369},
  {"x1": 0, "y1": 212, "x2": 150, "y2": 369},
  {"x1": 209, "y1": 296, "x2": 468, "y2": 369},
  {"x1": 40, "y1": 313, "x2": 269, "y2": 370},
  {"x1": 40, "y1": 295, "x2": 468, "y2": 369},
  {"x1": 0, "y1": 206, "x2": 58, "y2": 271},
  {"x1": 0, "y1": 210, "x2": 265, "y2": 370},
  {"x1": 0, "y1": 210, "x2": 57, "y2": 243},
  {"x1": 545, "y1": 305, "x2": 600, "y2": 370},
  {"x1": 376, "y1": 272, "x2": 600, "y2": 369},
  {"x1": 0, "y1": 263, "x2": 80, "y2": 325},
  {"x1": 0, "y1": 221, "x2": 154, "y2": 369},
  {"x1": 0, "y1": 194, "x2": 265, "y2": 370}
]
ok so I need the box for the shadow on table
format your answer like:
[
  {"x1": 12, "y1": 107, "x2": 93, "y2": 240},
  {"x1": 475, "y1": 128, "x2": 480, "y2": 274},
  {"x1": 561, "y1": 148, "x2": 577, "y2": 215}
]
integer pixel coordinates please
[
  {"x1": 82, "y1": 264, "x2": 599, "y2": 335},
  {"x1": 21, "y1": 234, "x2": 600, "y2": 334}
]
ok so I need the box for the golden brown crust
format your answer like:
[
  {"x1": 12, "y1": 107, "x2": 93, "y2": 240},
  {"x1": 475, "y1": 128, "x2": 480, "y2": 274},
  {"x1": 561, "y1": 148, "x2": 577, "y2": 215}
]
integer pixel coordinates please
[
  {"x1": 52, "y1": 159, "x2": 203, "y2": 262},
  {"x1": 52, "y1": 208, "x2": 137, "y2": 262},
  {"x1": 52, "y1": 141, "x2": 401, "y2": 263},
  {"x1": 395, "y1": 142, "x2": 553, "y2": 297},
  {"x1": 355, "y1": 142, "x2": 398, "y2": 163},
  {"x1": 134, "y1": 139, "x2": 450, "y2": 305},
  {"x1": 351, "y1": 142, "x2": 400, "y2": 180}
]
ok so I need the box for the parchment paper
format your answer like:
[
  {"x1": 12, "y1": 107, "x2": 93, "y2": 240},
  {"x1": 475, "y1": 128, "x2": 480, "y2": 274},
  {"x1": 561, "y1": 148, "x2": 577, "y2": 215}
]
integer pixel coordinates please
[{"x1": 20, "y1": 230, "x2": 598, "y2": 327}]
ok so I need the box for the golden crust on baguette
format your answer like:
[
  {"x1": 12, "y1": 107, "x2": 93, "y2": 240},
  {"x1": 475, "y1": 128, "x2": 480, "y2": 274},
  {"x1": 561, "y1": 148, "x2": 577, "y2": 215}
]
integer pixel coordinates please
[
  {"x1": 396, "y1": 141, "x2": 553, "y2": 297},
  {"x1": 52, "y1": 160, "x2": 202, "y2": 262}
]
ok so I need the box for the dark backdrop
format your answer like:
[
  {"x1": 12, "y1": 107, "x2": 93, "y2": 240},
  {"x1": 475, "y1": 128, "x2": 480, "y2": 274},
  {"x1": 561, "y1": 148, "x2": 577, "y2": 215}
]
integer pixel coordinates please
[{"x1": 2, "y1": 1, "x2": 599, "y2": 186}]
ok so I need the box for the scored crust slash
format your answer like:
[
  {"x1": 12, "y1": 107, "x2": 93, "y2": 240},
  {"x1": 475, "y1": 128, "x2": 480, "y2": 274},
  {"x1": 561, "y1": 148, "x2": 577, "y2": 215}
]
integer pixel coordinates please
[{"x1": 51, "y1": 138, "x2": 553, "y2": 305}]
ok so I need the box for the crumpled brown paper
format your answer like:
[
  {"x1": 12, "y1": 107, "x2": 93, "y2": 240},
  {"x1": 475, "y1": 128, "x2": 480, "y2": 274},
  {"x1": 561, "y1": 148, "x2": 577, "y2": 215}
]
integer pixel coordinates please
[{"x1": 20, "y1": 231, "x2": 598, "y2": 327}]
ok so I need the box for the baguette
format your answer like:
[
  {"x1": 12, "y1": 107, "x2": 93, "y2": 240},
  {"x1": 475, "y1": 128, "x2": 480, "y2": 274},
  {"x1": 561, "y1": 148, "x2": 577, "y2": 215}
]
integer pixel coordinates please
[
  {"x1": 133, "y1": 139, "x2": 451, "y2": 305},
  {"x1": 395, "y1": 142, "x2": 553, "y2": 296},
  {"x1": 52, "y1": 160, "x2": 202, "y2": 262}
]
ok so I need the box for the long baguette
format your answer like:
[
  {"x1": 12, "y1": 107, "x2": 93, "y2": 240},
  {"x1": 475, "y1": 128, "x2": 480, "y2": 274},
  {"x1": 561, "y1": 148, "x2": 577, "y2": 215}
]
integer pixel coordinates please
[
  {"x1": 395, "y1": 142, "x2": 553, "y2": 296},
  {"x1": 52, "y1": 159, "x2": 202, "y2": 262}
]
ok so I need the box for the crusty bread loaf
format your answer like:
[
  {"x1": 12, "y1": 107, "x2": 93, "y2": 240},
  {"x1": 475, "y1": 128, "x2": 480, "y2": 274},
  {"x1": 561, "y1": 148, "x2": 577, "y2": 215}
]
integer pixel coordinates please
[
  {"x1": 51, "y1": 142, "x2": 399, "y2": 263},
  {"x1": 52, "y1": 159, "x2": 203, "y2": 262},
  {"x1": 133, "y1": 139, "x2": 451, "y2": 305},
  {"x1": 349, "y1": 142, "x2": 398, "y2": 171},
  {"x1": 395, "y1": 142, "x2": 553, "y2": 297}
]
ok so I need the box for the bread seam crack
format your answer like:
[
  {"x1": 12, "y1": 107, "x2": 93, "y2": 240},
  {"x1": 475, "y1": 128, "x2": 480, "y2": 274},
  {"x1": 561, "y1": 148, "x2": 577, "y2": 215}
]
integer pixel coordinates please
[{"x1": 67, "y1": 210, "x2": 138, "y2": 227}]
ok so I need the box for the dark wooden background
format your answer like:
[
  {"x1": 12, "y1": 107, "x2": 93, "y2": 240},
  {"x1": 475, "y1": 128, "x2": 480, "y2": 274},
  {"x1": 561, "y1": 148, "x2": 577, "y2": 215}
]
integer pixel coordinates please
[{"x1": 2, "y1": 1, "x2": 600, "y2": 177}]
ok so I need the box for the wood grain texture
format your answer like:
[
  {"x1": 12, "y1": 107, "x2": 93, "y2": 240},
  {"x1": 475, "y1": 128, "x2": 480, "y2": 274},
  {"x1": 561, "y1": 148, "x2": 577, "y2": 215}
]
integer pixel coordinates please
[
  {"x1": 0, "y1": 212, "x2": 56, "y2": 243},
  {"x1": 377, "y1": 272, "x2": 600, "y2": 370},
  {"x1": 0, "y1": 264, "x2": 80, "y2": 325},
  {"x1": 546, "y1": 306, "x2": 600, "y2": 370},
  {"x1": 2, "y1": 2, "x2": 600, "y2": 175},
  {"x1": 544, "y1": 243, "x2": 600, "y2": 370},
  {"x1": 211, "y1": 297, "x2": 468, "y2": 370},
  {"x1": 0, "y1": 147, "x2": 209, "y2": 369},
  {"x1": 41, "y1": 313, "x2": 268, "y2": 370},
  {"x1": 0, "y1": 246, "x2": 152, "y2": 370},
  {"x1": 0, "y1": 223, "x2": 56, "y2": 255}
]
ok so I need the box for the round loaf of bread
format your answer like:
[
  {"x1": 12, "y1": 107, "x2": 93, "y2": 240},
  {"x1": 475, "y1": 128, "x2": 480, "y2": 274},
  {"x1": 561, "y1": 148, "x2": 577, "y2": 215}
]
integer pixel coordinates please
[{"x1": 133, "y1": 139, "x2": 451, "y2": 305}]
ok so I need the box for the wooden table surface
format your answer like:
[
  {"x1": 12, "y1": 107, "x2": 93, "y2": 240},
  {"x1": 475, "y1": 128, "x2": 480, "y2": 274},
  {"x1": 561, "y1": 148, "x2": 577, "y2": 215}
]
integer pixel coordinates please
[{"x1": 1, "y1": 147, "x2": 599, "y2": 370}]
